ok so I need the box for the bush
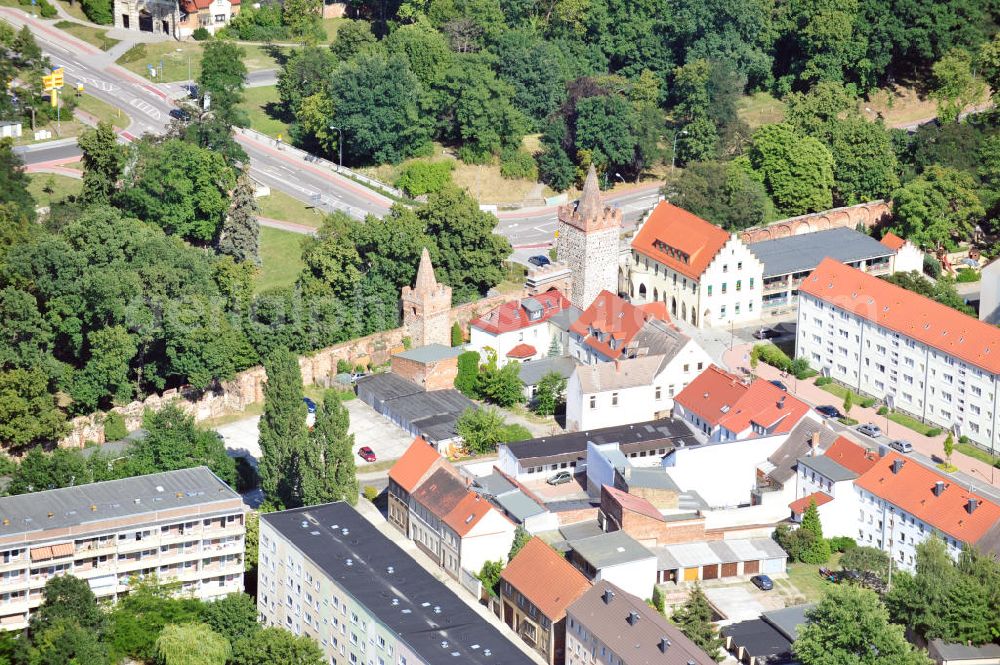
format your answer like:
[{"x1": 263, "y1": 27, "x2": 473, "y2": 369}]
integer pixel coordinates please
[
  {"x1": 753, "y1": 343, "x2": 813, "y2": 377},
  {"x1": 859, "y1": 396, "x2": 877, "y2": 408},
  {"x1": 38, "y1": 0, "x2": 57, "y2": 18},
  {"x1": 959, "y1": 435, "x2": 970, "y2": 444},
  {"x1": 118, "y1": 43, "x2": 147, "y2": 64},
  {"x1": 79, "y1": 0, "x2": 113, "y2": 23},
  {"x1": 103, "y1": 412, "x2": 128, "y2": 441},
  {"x1": 876, "y1": 406, "x2": 888, "y2": 416},
  {"x1": 336, "y1": 359, "x2": 351, "y2": 374},
  {"x1": 363, "y1": 486, "x2": 379, "y2": 502},
  {"x1": 455, "y1": 351, "x2": 480, "y2": 397},
  {"x1": 956, "y1": 268, "x2": 980, "y2": 282},
  {"x1": 815, "y1": 376, "x2": 832, "y2": 386},
  {"x1": 500, "y1": 147, "x2": 538, "y2": 180},
  {"x1": 395, "y1": 160, "x2": 454, "y2": 197},
  {"x1": 926, "y1": 427, "x2": 943, "y2": 437},
  {"x1": 829, "y1": 536, "x2": 857, "y2": 553},
  {"x1": 192, "y1": 27, "x2": 211, "y2": 41},
  {"x1": 923, "y1": 254, "x2": 942, "y2": 279}
]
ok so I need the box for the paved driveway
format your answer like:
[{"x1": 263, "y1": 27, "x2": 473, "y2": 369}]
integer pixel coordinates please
[
  {"x1": 214, "y1": 399, "x2": 414, "y2": 465},
  {"x1": 705, "y1": 585, "x2": 780, "y2": 624}
]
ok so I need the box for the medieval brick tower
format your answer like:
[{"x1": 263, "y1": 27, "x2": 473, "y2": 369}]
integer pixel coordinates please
[
  {"x1": 557, "y1": 164, "x2": 622, "y2": 308},
  {"x1": 401, "y1": 248, "x2": 452, "y2": 347}
]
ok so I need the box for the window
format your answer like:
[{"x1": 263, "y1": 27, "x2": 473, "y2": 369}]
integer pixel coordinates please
[
  {"x1": 737, "y1": 261, "x2": 743, "y2": 270},
  {"x1": 736, "y1": 280, "x2": 742, "y2": 291},
  {"x1": 655, "y1": 387, "x2": 662, "y2": 400},
  {"x1": 720, "y1": 305, "x2": 727, "y2": 317},
  {"x1": 683, "y1": 364, "x2": 690, "y2": 372},
  {"x1": 723, "y1": 264, "x2": 728, "y2": 273},
  {"x1": 214, "y1": 13, "x2": 225, "y2": 21},
  {"x1": 721, "y1": 283, "x2": 727, "y2": 294},
  {"x1": 707, "y1": 285, "x2": 713, "y2": 296},
  {"x1": 749, "y1": 277, "x2": 754, "y2": 289},
  {"x1": 697, "y1": 362, "x2": 703, "y2": 370},
  {"x1": 589, "y1": 396, "x2": 596, "y2": 409},
  {"x1": 611, "y1": 392, "x2": 619, "y2": 406},
  {"x1": 735, "y1": 303, "x2": 741, "y2": 315}
]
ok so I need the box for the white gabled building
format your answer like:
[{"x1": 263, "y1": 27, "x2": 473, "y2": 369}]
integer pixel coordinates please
[
  {"x1": 468, "y1": 290, "x2": 579, "y2": 366},
  {"x1": 796, "y1": 257, "x2": 1000, "y2": 454}
]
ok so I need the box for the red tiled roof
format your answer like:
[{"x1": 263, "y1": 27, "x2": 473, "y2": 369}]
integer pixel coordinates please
[
  {"x1": 569, "y1": 290, "x2": 668, "y2": 359},
  {"x1": 799, "y1": 259, "x2": 1000, "y2": 373},
  {"x1": 674, "y1": 366, "x2": 809, "y2": 435},
  {"x1": 411, "y1": 467, "x2": 468, "y2": 520},
  {"x1": 442, "y1": 492, "x2": 494, "y2": 537},
  {"x1": 602, "y1": 485, "x2": 663, "y2": 522},
  {"x1": 501, "y1": 537, "x2": 591, "y2": 620},
  {"x1": 471, "y1": 290, "x2": 572, "y2": 335},
  {"x1": 789, "y1": 491, "x2": 833, "y2": 515},
  {"x1": 879, "y1": 232, "x2": 906, "y2": 251},
  {"x1": 506, "y1": 343, "x2": 536, "y2": 359},
  {"x1": 855, "y1": 451, "x2": 1000, "y2": 544},
  {"x1": 631, "y1": 201, "x2": 731, "y2": 280},
  {"x1": 823, "y1": 437, "x2": 879, "y2": 476},
  {"x1": 638, "y1": 301, "x2": 669, "y2": 321},
  {"x1": 388, "y1": 438, "x2": 441, "y2": 493}
]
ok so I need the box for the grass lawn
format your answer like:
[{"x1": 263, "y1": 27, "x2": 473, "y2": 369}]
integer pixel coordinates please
[
  {"x1": 199, "y1": 402, "x2": 264, "y2": 429},
  {"x1": 256, "y1": 190, "x2": 326, "y2": 227},
  {"x1": 28, "y1": 172, "x2": 82, "y2": 207},
  {"x1": 321, "y1": 17, "x2": 346, "y2": 42},
  {"x1": 257, "y1": 226, "x2": 305, "y2": 292},
  {"x1": 14, "y1": 117, "x2": 87, "y2": 145},
  {"x1": 780, "y1": 553, "x2": 842, "y2": 604},
  {"x1": 887, "y1": 411, "x2": 940, "y2": 437},
  {"x1": 237, "y1": 85, "x2": 291, "y2": 139},
  {"x1": 117, "y1": 42, "x2": 286, "y2": 82},
  {"x1": 75, "y1": 93, "x2": 125, "y2": 126},
  {"x1": 54, "y1": 0, "x2": 89, "y2": 21},
  {"x1": 737, "y1": 92, "x2": 787, "y2": 129},
  {"x1": 55, "y1": 20, "x2": 120, "y2": 50},
  {"x1": 955, "y1": 442, "x2": 1000, "y2": 467}
]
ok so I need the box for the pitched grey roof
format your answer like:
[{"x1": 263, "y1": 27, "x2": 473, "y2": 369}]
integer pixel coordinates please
[
  {"x1": 568, "y1": 581, "x2": 718, "y2": 665},
  {"x1": 393, "y1": 343, "x2": 462, "y2": 363},
  {"x1": 929, "y1": 639, "x2": 1000, "y2": 663},
  {"x1": 652, "y1": 538, "x2": 787, "y2": 570},
  {"x1": 767, "y1": 419, "x2": 841, "y2": 484},
  {"x1": 356, "y1": 373, "x2": 423, "y2": 401},
  {"x1": 627, "y1": 318, "x2": 691, "y2": 359},
  {"x1": 762, "y1": 604, "x2": 814, "y2": 642},
  {"x1": 575, "y1": 354, "x2": 667, "y2": 392},
  {"x1": 622, "y1": 466, "x2": 680, "y2": 491},
  {"x1": 518, "y1": 355, "x2": 579, "y2": 387},
  {"x1": 495, "y1": 491, "x2": 547, "y2": 521},
  {"x1": 569, "y1": 530, "x2": 655, "y2": 568},
  {"x1": 547, "y1": 305, "x2": 583, "y2": 333},
  {"x1": 720, "y1": 618, "x2": 794, "y2": 664},
  {"x1": 0, "y1": 467, "x2": 240, "y2": 538},
  {"x1": 796, "y1": 454, "x2": 859, "y2": 482},
  {"x1": 749, "y1": 227, "x2": 895, "y2": 278}
]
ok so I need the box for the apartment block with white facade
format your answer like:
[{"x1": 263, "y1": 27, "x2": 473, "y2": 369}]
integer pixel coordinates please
[
  {"x1": 624, "y1": 201, "x2": 764, "y2": 328},
  {"x1": 258, "y1": 503, "x2": 536, "y2": 665},
  {"x1": 796, "y1": 258, "x2": 1000, "y2": 453},
  {"x1": 0, "y1": 467, "x2": 244, "y2": 631}
]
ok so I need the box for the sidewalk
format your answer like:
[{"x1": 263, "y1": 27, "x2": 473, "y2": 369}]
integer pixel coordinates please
[{"x1": 722, "y1": 342, "x2": 1000, "y2": 490}]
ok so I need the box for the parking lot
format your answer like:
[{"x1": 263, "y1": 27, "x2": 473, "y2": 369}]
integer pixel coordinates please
[
  {"x1": 214, "y1": 398, "x2": 415, "y2": 466},
  {"x1": 522, "y1": 472, "x2": 590, "y2": 502}
]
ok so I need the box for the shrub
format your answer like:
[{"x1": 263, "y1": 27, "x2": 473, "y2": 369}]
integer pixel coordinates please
[
  {"x1": 926, "y1": 427, "x2": 943, "y2": 437},
  {"x1": 336, "y1": 359, "x2": 351, "y2": 374},
  {"x1": 923, "y1": 254, "x2": 942, "y2": 279},
  {"x1": 956, "y1": 268, "x2": 980, "y2": 282},
  {"x1": 80, "y1": 0, "x2": 113, "y2": 23},
  {"x1": 859, "y1": 396, "x2": 877, "y2": 408},
  {"x1": 192, "y1": 27, "x2": 211, "y2": 41},
  {"x1": 395, "y1": 160, "x2": 454, "y2": 197},
  {"x1": 38, "y1": 0, "x2": 57, "y2": 18},
  {"x1": 103, "y1": 412, "x2": 128, "y2": 441},
  {"x1": 363, "y1": 486, "x2": 379, "y2": 502},
  {"x1": 455, "y1": 351, "x2": 480, "y2": 397},
  {"x1": 500, "y1": 147, "x2": 538, "y2": 180},
  {"x1": 753, "y1": 343, "x2": 811, "y2": 377},
  {"x1": 828, "y1": 536, "x2": 857, "y2": 553},
  {"x1": 815, "y1": 376, "x2": 832, "y2": 386},
  {"x1": 876, "y1": 406, "x2": 888, "y2": 416},
  {"x1": 118, "y1": 43, "x2": 148, "y2": 64},
  {"x1": 959, "y1": 435, "x2": 970, "y2": 444}
]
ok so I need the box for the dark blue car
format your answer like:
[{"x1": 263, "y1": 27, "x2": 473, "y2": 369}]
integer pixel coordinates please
[
  {"x1": 770, "y1": 380, "x2": 788, "y2": 392},
  {"x1": 751, "y1": 574, "x2": 774, "y2": 591}
]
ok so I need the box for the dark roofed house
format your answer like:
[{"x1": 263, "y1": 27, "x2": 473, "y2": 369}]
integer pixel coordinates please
[
  {"x1": 721, "y1": 604, "x2": 814, "y2": 665},
  {"x1": 566, "y1": 580, "x2": 719, "y2": 665}
]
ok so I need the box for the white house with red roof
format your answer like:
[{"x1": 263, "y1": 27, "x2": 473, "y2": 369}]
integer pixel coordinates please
[
  {"x1": 879, "y1": 232, "x2": 924, "y2": 273},
  {"x1": 568, "y1": 290, "x2": 672, "y2": 363},
  {"x1": 624, "y1": 201, "x2": 764, "y2": 328},
  {"x1": 791, "y1": 437, "x2": 1000, "y2": 570},
  {"x1": 469, "y1": 289, "x2": 579, "y2": 366},
  {"x1": 797, "y1": 258, "x2": 1000, "y2": 453}
]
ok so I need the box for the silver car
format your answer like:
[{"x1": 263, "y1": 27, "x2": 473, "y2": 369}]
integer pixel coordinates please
[
  {"x1": 857, "y1": 423, "x2": 882, "y2": 438},
  {"x1": 890, "y1": 439, "x2": 913, "y2": 453}
]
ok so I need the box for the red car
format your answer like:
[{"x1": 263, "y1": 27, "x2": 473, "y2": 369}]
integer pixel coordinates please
[{"x1": 357, "y1": 446, "x2": 377, "y2": 463}]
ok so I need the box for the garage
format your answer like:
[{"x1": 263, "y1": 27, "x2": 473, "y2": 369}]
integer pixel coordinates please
[
  {"x1": 743, "y1": 560, "x2": 760, "y2": 575},
  {"x1": 684, "y1": 567, "x2": 700, "y2": 582},
  {"x1": 702, "y1": 564, "x2": 719, "y2": 580},
  {"x1": 721, "y1": 562, "x2": 738, "y2": 577}
]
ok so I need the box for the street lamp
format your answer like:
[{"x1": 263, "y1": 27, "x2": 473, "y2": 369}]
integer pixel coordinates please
[
  {"x1": 614, "y1": 172, "x2": 625, "y2": 184},
  {"x1": 970, "y1": 466, "x2": 997, "y2": 487},
  {"x1": 671, "y1": 129, "x2": 688, "y2": 172},
  {"x1": 329, "y1": 125, "x2": 343, "y2": 169}
]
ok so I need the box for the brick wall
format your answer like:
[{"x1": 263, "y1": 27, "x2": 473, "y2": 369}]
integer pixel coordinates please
[{"x1": 391, "y1": 356, "x2": 458, "y2": 391}]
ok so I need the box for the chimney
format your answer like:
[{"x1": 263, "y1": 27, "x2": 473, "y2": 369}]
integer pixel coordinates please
[
  {"x1": 878, "y1": 444, "x2": 888, "y2": 458},
  {"x1": 627, "y1": 611, "x2": 640, "y2": 626},
  {"x1": 891, "y1": 459, "x2": 905, "y2": 474},
  {"x1": 601, "y1": 589, "x2": 615, "y2": 605},
  {"x1": 659, "y1": 638, "x2": 671, "y2": 653},
  {"x1": 810, "y1": 432, "x2": 819, "y2": 456},
  {"x1": 933, "y1": 481, "x2": 946, "y2": 497},
  {"x1": 778, "y1": 396, "x2": 786, "y2": 409},
  {"x1": 966, "y1": 498, "x2": 979, "y2": 514}
]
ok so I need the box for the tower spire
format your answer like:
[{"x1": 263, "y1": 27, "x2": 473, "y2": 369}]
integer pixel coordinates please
[
  {"x1": 414, "y1": 247, "x2": 438, "y2": 292},
  {"x1": 577, "y1": 164, "x2": 602, "y2": 221}
]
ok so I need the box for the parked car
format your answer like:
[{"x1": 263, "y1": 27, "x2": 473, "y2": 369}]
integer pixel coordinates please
[
  {"x1": 528, "y1": 255, "x2": 551, "y2": 267},
  {"x1": 816, "y1": 405, "x2": 843, "y2": 419},
  {"x1": 546, "y1": 470, "x2": 573, "y2": 485},
  {"x1": 169, "y1": 107, "x2": 191, "y2": 121},
  {"x1": 350, "y1": 372, "x2": 367, "y2": 382},
  {"x1": 357, "y1": 446, "x2": 377, "y2": 463},
  {"x1": 303, "y1": 397, "x2": 317, "y2": 428},
  {"x1": 857, "y1": 423, "x2": 882, "y2": 438},
  {"x1": 753, "y1": 327, "x2": 780, "y2": 340},
  {"x1": 770, "y1": 379, "x2": 788, "y2": 392},
  {"x1": 751, "y1": 574, "x2": 774, "y2": 591},
  {"x1": 890, "y1": 439, "x2": 914, "y2": 454}
]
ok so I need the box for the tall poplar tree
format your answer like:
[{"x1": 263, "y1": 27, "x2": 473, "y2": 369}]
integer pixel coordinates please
[
  {"x1": 258, "y1": 347, "x2": 307, "y2": 508},
  {"x1": 217, "y1": 168, "x2": 261, "y2": 265},
  {"x1": 301, "y1": 390, "x2": 358, "y2": 506}
]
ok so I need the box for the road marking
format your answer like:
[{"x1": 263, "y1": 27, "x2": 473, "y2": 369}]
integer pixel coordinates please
[{"x1": 129, "y1": 98, "x2": 161, "y2": 120}]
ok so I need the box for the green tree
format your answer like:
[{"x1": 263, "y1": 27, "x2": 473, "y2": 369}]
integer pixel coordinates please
[
  {"x1": 672, "y1": 584, "x2": 724, "y2": 661},
  {"x1": 794, "y1": 585, "x2": 929, "y2": 665},
  {"x1": 799, "y1": 499, "x2": 832, "y2": 563},
  {"x1": 669, "y1": 161, "x2": 772, "y2": 230},
  {"x1": 477, "y1": 560, "x2": 504, "y2": 598},
  {"x1": 329, "y1": 19, "x2": 376, "y2": 59},
  {"x1": 328, "y1": 52, "x2": 429, "y2": 164},
  {"x1": 244, "y1": 511, "x2": 260, "y2": 572},
  {"x1": 785, "y1": 81, "x2": 856, "y2": 139},
  {"x1": 281, "y1": 0, "x2": 322, "y2": 40},
  {"x1": 277, "y1": 46, "x2": 336, "y2": 119},
  {"x1": 0, "y1": 367, "x2": 66, "y2": 452},
  {"x1": 126, "y1": 405, "x2": 237, "y2": 487},
  {"x1": 455, "y1": 351, "x2": 480, "y2": 396},
  {"x1": 300, "y1": 212, "x2": 362, "y2": 299},
  {"x1": 230, "y1": 627, "x2": 325, "y2": 665},
  {"x1": 27, "y1": 618, "x2": 110, "y2": 665},
  {"x1": 475, "y1": 349, "x2": 524, "y2": 407},
  {"x1": 931, "y1": 49, "x2": 984, "y2": 123},
  {"x1": 217, "y1": 168, "x2": 261, "y2": 264},
  {"x1": 385, "y1": 22, "x2": 452, "y2": 87},
  {"x1": 0, "y1": 138, "x2": 34, "y2": 222},
  {"x1": 300, "y1": 390, "x2": 358, "y2": 506},
  {"x1": 889, "y1": 166, "x2": 984, "y2": 250},
  {"x1": 841, "y1": 546, "x2": 891, "y2": 580},
  {"x1": 155, "y1": 623, "x2": 231, "y2": 665},
  {"x1": 70, "y1": 324, "x2": 138, "y2": 412},
  {"x1": 532, "y1": 371, "x2": 565, "y2": 416},
  {"x1": 78, "y1": 121, "x2": 126, "y2": 206},
  {"x1": 651, "y1": 585, "x2": 665, "y2": 614},
  {"x1": 508, "y1": 525, "x2": 531, "y2": 562},
  {"x1": 6, "y1": 447, "x2": 90, "y2": 494},
  {"x1": 353, "y1": 205, "x2": 429, "y2": 288},
  {"x1": 843, "y1": 389, "x2": 854, "y2": 415},
  {"x1": 258, "y1": 347, "x2": 308, "y2": 508},
  {"x1": 30, "y1": 575, "x2": 105, "y2": 635},
  {"x1": 943, "y1": 432, "x2": 954, "y2": 465},
  {"x1": 745, "y1": 123, "x2": 835, "y2": 215},
  {"x1": 883, "y1": 271, "x2": 974, "y2": 314},
  {"x1": 980, "y1": 35, "x2": 1000, "y2": 103},
  {"x1": 198, "y1": 41, "x2": 248, "y2": 122},
  {"x1": 201, "y1": 593, "x2": 260, "y2": 644},
  {"x1": 456, "y1": 407, "x2": 524, "y2": 454},
  {"x1": 451, "y1": 321, "x2": 464, "y2": 346},
  {"x1": 828, "y1": 118, "x2": 899, "y2": 205},
  {"x1": 575, "y1": 94, "x2": 636, "y2": 172}
]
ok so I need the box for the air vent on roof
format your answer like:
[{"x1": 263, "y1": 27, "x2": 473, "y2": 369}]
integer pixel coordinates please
[
  {"x1": 133, "y1": 498, "x2": 141, "y2": 505},
  {"x1": 301, "y1": 521, "x2": 308, "y2": 528},
  {"x1": 627, "y1": 611, "x2": 640, "y2": 626},
  {"x1": 341, "y1": 528, "x2": 349, "y2": 536},
  {"x1": 155, "y1": 486, "x2": 164, "y2": 492},
  {"x1": 484, "y1": 650, "x2": 492, "y2": 657},
  {"x1": 440, "y1": 641, "x2": 449, "y2": 649},
  {"x1": 434, "y1": 606, "x2": 441, "y2": 614},
  {"x1": 659, "y1": 638, "x2": 671, "y2": 653},
  {"x1": 310, "y1": 530, "x2": 320, "y2": 536},
  {"x1": 346, "y1": 558, "x2": 353, "y2": 566},
  {"x1": 387, "y1": 566, "x2": 394, "y2": 574},
  {"x1": 933, "y1": 481, "x2": 946, "y2": 496},
  {"x1": 601, "y1": 589, "x2": 615, "y2": 605},
  {"x1": 401, "y1": 608, "x2": 412, "y2": 614},
  {"x1": 720, "y1": 405, "x2": 730, "y2": 413},
  {"x1": 891, "y1": 459, "x2": 905, "y2": 474},
  {"x1": 967, "y1": 498, "x2": 979, "y2": 514}
]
